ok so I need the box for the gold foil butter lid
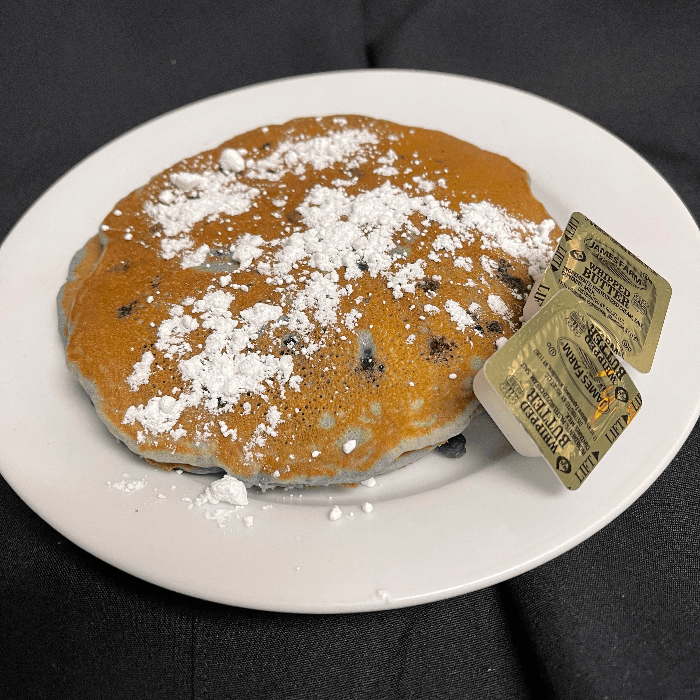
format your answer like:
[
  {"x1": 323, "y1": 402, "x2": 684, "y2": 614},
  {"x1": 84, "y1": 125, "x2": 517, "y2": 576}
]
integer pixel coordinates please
[
  {"x1": 474, "y1": 289, "x2": 642, "y2": 490},
  {"x1": 522, "y1": 212, "x2": 672, "y2": 373}
]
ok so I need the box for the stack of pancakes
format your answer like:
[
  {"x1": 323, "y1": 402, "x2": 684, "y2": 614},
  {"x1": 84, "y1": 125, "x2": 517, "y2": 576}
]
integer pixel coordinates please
[{"x1": 58, "y1": 115, "x2": 559, "y2": 487}]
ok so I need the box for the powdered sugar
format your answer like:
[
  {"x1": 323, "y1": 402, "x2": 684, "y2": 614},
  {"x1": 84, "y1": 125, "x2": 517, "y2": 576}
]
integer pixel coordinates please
[
  {"x1": 219, "y1": 148, "x2": 246, "y2": 174},
  {"x1": 146, "y1": 179, "x2": 258, "y2": 240},
  {"x1": 126, "y1": 351, "x2": 154, "y2": 391},
  {"x1": 107, "y1": 477, "x2": 147, "y2": 492},
  {"x1": 230, "y1": 233, "x2": 265, "y2": 270},
  {"x1": 463, "y1": 201, "x2": 556, "y2": 278},
  {"x1": 386, "y1": 260, "x2": 426, "y2": 299},
  {"x1": 247, "y1": 129, "x2": 378, "y2": 181},
  {"x1": 156, "y1": 306, "x2": 199, "y2": 359},
  {"x1": 487, "y1": 293, "x2": 512, "y2": 320},
  {"x1": 181, "y1": 243, "x2": 210, "y2": 269},
  {"x1": 444, "y1": 299, "x2": 476, "y2": 333},
  {"x1": 454, "y1": 256, "x2": 473, "y2": 271},
  {"x1": 123, "y1": 296, "x2": 296, "y2": 440},
  {"x1": 196, "y1": 474, "x2": 248, "y2": 506}
]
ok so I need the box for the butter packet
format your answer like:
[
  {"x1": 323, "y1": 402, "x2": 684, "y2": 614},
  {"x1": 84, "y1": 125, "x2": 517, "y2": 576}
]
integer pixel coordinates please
[
  {"x1": 522, "y1": 212, "x2": 671, "y2": 372},
  {"x1": 474, "y1": 289, "x2": 642, "y2": 490}
]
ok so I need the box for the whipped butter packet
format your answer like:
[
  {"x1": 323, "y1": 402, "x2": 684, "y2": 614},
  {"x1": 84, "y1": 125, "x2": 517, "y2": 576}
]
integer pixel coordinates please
[
  {"x1": 522, "y1": 212, "x2": 671, "y2": 372},
  {"x1": 474, "y1": 289, "x2": 642, "y2": 490}
]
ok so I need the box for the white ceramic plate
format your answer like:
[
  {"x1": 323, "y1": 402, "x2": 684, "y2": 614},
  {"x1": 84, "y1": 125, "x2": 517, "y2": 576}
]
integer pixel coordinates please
[{"x1": 1, "y1": 70, "x2": 699, "y2": 613}]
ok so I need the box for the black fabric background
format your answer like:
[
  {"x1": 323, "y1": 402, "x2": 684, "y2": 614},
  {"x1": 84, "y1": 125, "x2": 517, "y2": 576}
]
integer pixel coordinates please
[{"x1": 2, "y1": 2, "x2": 699, "y2": 698}]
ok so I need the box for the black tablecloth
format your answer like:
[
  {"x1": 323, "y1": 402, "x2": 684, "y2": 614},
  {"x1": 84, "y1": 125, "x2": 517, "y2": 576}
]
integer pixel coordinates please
[{"x1": 2, "y1": 2, "x2": 699, "y2": 698}]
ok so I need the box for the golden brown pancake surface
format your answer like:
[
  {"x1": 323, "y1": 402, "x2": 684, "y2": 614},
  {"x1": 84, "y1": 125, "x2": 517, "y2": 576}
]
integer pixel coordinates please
[{"x1": 58, "y1": 115, "x2": 560, "y2": 487}]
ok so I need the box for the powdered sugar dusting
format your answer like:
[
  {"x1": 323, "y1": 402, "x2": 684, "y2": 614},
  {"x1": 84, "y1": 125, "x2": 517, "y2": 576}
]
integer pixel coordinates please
[
  {"x1": 487, "y1": 293, "x2": 512, "y2": 319},
  {"x1": 123, "y1": 296, "x2": 295, "y2": 440},
  {"x1": 196, "y1": 474, "x2": 248, "y2": 506},
  {"x1": 117, "y1": 118, "x2": 556, "y2": 476},
  {"x1": 463, "y1": 201, "x2": 556, "y2": 278},
  {"x1": 107, "y1": 477, "x2": 148, "y2": 492},
  {"x1": 126, "y1": 351, "x2": 154, "y2": 391},
  {"x1": 146, "y1": 178, "x2": 258, "y2": 240},
  {"x1": 444, "y1": 300, "x2": 478, "y2": 333},
  {"x1": 247, "y1": 129, "x2": 378, "y2": 180}
]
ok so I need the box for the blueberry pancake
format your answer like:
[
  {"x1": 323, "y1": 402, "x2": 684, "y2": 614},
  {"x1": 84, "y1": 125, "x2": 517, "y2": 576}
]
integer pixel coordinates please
[{"x1": 58, "y1": 115, "x2": 559, "y2": 487}]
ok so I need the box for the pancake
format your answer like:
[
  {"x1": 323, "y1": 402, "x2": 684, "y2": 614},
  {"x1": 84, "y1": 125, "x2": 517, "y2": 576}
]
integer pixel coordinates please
[{"x1": 58, "y1": 115, "x2": 560, "y2": 487}]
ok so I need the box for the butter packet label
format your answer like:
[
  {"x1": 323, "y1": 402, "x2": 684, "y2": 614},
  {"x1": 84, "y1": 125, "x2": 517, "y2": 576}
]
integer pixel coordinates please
[
  {"x1": 524, "y1": 212, "x2": 671, "y2": 373},
  {"x1": 478, "y1": 288, "x2": 642, "y2": 490}
]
